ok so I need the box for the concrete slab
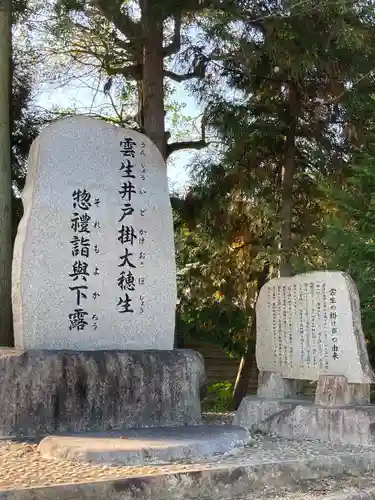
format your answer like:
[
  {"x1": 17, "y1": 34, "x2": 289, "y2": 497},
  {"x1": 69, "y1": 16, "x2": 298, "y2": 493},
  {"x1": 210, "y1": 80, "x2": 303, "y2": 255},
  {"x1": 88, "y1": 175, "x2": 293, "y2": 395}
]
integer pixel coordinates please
[{"x1": 38, "y1": 425, "x2": 251, "y2": 465}]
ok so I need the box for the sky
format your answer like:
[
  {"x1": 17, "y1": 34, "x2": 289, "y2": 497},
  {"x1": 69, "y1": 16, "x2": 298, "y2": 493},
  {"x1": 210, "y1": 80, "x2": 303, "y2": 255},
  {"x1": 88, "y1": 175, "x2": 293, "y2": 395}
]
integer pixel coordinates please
[{"x1": 36, "y1": 76, "x2": 202, "y2": 192}]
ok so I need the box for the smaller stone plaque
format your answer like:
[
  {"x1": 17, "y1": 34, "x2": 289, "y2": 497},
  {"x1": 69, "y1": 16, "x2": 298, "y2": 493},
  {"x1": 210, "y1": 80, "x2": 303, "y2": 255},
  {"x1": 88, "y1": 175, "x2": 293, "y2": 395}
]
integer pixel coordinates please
[{"x1": 256, "y1": 271, "x2": 375, "y2": 384}]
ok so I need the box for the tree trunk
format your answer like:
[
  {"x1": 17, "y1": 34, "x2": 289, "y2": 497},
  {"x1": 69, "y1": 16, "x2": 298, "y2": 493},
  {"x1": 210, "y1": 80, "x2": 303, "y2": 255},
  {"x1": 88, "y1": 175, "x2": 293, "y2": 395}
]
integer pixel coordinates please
[
  {"x1": 279, "y1": 83, "x2": 299, "y2": 278},
  {"x1": 141, "y1": 1, "x2": 166, "y2": 159},
  {"x1": 231, "y1": 264, "x2": 270, "y2": 409},
  {"x1": 231, "y1": 336, "x2": 256, "y2": 410},
  {"x1": 0, "y1": 0, "x2": 13, "y2": 346}
]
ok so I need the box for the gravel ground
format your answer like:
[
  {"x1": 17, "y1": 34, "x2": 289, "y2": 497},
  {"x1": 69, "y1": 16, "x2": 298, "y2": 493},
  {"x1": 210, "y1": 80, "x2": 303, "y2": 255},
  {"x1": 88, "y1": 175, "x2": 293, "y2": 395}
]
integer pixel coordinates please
[
  {"x1": 0, "y1": 413, "x2": 375, "y2": 497},
  {"x1": 236, "y1": 475, "x2": 375, "y2": 499},
  {"x1": 202, "y1": 412, "x2": 235, "y2": 425}
]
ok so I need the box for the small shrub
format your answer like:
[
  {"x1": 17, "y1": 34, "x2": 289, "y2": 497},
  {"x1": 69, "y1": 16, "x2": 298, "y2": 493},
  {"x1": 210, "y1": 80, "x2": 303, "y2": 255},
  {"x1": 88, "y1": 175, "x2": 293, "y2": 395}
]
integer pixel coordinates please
[{"x1": 201, "y1": 381, "x2": 233, "y2": 412}]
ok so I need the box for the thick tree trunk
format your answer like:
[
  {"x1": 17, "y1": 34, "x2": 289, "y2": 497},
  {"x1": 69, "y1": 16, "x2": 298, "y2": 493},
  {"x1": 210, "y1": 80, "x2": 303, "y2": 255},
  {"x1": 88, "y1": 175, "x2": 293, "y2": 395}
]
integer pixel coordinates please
[
  {"x1": 231, "y1": 264, "x2": 270, "y2": 410},
  {"x1": 140, "y1": 1, "x2": 177, "y2": 345},
  {"x1": 0, "y1": 0, "x2": 13, "y2": 346},
  {"x1": 141, "y1": 1, "x2": 166, "y2": 159},
  {"x1": 279, "y1": 84, "x2": 299, "y2": 278}
]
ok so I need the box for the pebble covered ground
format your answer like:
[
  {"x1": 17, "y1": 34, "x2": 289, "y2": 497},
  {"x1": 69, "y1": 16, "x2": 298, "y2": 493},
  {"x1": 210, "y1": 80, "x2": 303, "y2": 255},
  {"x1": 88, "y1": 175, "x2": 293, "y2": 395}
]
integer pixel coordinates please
[{"x1": 0, "y1": 413, "x2": 375, "y2": 497}]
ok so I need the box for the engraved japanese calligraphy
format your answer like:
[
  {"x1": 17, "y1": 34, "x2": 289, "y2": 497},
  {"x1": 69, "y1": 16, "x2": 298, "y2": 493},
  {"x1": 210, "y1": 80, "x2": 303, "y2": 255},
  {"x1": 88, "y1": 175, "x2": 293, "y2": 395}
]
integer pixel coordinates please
[
  {"x1": 12, "y1": 116, "x2": 177, "y2": 350},
  {"x1": 256, "y1": 271, "x2": 375, "y2": 384}
]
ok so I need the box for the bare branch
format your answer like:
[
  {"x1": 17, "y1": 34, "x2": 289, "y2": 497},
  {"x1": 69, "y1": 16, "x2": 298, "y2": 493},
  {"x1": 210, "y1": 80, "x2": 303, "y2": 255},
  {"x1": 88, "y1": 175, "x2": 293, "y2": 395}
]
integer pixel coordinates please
[
  {"x1": 105, "y1": 64, "x2": 142, "y2": 80},
  {"x1": 89, "y1": 71, "x2": 103, "y2": 113},
  {"x1": 167, "y1": 139, "x2": 207, "y2": 156},
  {"x1": 112, "y1": 35, "x2": 132, "y2": 51},
  {"x1": 163, "y1": 15, "x2": 181, "y2": 57},
  {"x1": 107, "y1": 90, "x2": 124, "y2": 124},
  {"x1": 91, "y1": 0, "x2": 141, "y2": 53},
  {"x1": 167, "y1": 119, "x2": 208, "y2": 158},
  {"x1": 164, "y1": 69, "x2": 201, "y2": 82}
]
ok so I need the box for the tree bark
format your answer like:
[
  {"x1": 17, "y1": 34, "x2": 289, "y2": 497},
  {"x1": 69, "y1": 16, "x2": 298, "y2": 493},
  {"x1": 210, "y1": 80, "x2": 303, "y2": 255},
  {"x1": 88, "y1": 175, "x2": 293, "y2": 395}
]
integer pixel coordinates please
[
  {"x1": 279, "y1": 83, "x2": 299, "y2": 278},
  {"x1": 231, "y1": 336, "x2": 256, "y2": 410},
  {"x1": 0, "y1": 0, "x2": 13, "y2": 346},
  {"x1": 231, "y1": 264, "x2": 270, "y2": 410},
  {"x1": 140, "y1": 1, "x2": 166, "y2": 159}
]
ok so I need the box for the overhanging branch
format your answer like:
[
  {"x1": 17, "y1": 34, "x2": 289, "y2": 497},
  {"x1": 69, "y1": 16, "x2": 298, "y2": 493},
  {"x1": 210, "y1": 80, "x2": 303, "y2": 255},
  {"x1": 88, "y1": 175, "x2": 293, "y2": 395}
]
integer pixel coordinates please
[
  {"x1": 91, "y1": 1, "x2": 141, "y2": 51},
  {"x1": 164, "y1": 69, "x2": 202, "y2": 82},
  {"x1": 105, "y1": 63, "x2": 142, "y2": 80},
  {"x1": 167, "y1": 139, "x2": 207, "y2": 156},
  {"x1": 167, "y1": 119, "x2": 208, "y2": 158}
]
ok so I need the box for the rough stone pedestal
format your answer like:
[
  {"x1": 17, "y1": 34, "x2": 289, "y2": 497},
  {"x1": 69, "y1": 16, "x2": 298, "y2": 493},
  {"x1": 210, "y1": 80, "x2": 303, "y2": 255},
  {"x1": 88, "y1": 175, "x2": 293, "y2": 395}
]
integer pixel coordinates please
[
  {"x1": 0, "y1": 348, "x2": 206, "y2": 437},
  {"x1": 234, "y1": 371, "x2": 308, "y2": 430},
  {"x1": 257, "y1": 371, "x2": 303, "y2": 399},
  {"x1": 256, "y1": 404, "x2": 375, "y2": 445},
  {"x1": 315, "y1": 375, "x2": 370, "y2": 406},
  {"x1": 235, "y1": 395, "x2": 375, "y2": 446},
  {"x1": 233, "y1": 396, "x2": 311, "y2": 429}
]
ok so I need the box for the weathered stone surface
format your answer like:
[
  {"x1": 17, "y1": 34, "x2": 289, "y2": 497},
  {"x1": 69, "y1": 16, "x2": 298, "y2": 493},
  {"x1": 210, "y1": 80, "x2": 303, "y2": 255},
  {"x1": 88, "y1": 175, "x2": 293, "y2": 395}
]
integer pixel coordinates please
[
  {"x1": 257, "y1": 371, "x2": 302, "y2": 399},
  {"x1": 256, "y1": 271, "x2": 375, "y2": 384},
  {"x1": 257, "y1": 404, "x2": 375, "y2": 445},
  {"x1": 315, "y1": 375, "x2": 370, "y2": 406},
  {"x1": 4, "y1": 435, "x2": 375, "y2": 499},
  {"x1": 233, "y1": 396, "x2": 310, "y2": 429},
  {"x1": 0, "y1": 348, "x2": 205, "y2": 436},
  {"x1": 13, "y1": 116, "x2": 177, "y2": 350},
  {"x1": 38, "y1": 425, "x2": 252, "y2": 465}
]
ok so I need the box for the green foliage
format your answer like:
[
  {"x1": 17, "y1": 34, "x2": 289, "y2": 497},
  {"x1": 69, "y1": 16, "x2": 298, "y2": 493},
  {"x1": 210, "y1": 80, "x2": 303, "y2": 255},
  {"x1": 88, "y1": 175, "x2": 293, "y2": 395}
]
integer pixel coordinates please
[
  {"x1": 322, "y1": 153, "x2": 375, "y2": 363},
  {"x1": 174, "y1": 202, "x2": 264, "y2": 355},
  {"x1": 174, "y1": 0, "x2": 375, "y2": 367},
  {"x1": 11, "y1": 3, "x2": 50, "y2": 234},
  {"x1": 15, "y1": 0, "x2": 375, "y2": 380},
  {"x1": 201, "y1": 382, "x2": 233, "y2": 412}
]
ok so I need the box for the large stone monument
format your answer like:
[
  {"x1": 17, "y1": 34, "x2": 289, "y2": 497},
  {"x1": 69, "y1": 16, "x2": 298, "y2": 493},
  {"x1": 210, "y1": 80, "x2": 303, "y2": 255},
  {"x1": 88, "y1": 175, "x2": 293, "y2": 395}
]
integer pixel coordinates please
[
  {"x1": 1, "y1": 116, "x2": 206, "y2": 436},
  {"x1": 234, "y1": 271, "x2": 375, "y2": 445},
  {"x1": 13, "y1": 116, "x2": 176, "y2": 350}
]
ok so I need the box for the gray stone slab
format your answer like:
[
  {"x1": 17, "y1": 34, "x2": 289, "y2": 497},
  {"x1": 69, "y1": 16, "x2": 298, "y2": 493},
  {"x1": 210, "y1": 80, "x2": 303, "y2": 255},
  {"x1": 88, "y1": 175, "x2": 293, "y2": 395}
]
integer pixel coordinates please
[
  {"x1": 0, "y1": 348, "x2": 206, "y2": 436},
  {"x1": 235, "y1": 396, "x2": 375, "y2": 446},
  {"x1": 38, "y1": 425, "x2": 251, "y2": 465},
  {"x1": 257, "y1": 404, "x2": 375, "y2": 445},
  {"x1": 4, "y1": 436, "x2": 375, "y2": 499},
  {"x1": 326, "y1": 491, "x2": 375, "y2": 500},
  {"x1": 233, "y1": 395, "x2": 312, "y2": 429},
  {"x1": 257, "y1": 371, "x2": 303, "y2": 399},
  {"x1": 315, "y1": 374, "x2": 370, "y2": 406}
]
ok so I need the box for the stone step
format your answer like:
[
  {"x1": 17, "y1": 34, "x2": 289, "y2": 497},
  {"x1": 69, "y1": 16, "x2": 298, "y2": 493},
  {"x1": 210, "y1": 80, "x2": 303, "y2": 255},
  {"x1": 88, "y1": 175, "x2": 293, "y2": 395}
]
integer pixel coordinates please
[{"x1": 38, "y1": 425, "x2": 251, "y2": 466}]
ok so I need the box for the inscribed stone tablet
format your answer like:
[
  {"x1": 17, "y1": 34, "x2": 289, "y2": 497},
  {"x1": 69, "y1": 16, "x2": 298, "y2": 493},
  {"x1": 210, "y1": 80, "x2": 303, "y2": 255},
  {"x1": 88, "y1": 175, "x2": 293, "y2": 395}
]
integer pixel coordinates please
[
  {"x1": 12, "y1": 116, "x2": 177, "y2": 350},
  {"x1": 256, "y1": 271, "x2": 375, "y2": 383}
]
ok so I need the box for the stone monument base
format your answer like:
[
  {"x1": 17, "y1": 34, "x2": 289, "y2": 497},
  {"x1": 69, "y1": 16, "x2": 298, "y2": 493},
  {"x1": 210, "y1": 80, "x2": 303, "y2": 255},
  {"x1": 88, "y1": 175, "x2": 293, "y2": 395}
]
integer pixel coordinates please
[
  {"x1": 0, "y1": 348, "x2": 206, "y2": 437},
  {"x1": 233, "y1": 395, "x2": 312, "y2": 428},
  {"x1": 234, "y1": 396, "x2": 375, "y2": 445},
  {"x1": 38, "y1": 425, "x2": 251, "y2": 465}
]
